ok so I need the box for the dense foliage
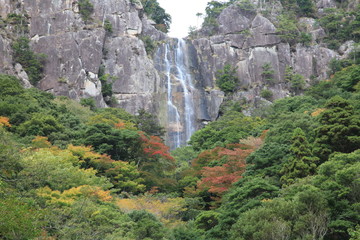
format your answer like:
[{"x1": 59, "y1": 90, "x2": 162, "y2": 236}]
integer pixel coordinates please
[
  {"x1": 11, "y1": 37, "x2": 46, "y2": 85},
  {"x1": 1, "y1": 54, "x2": 360, "y2": 237},
  {"x1": 1, "y1": 1, "x2": 360, "y2": 238}
]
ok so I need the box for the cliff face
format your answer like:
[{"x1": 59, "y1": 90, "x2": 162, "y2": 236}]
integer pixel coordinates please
[
  {"x1": 189, "y1": 0, "x2": 354, "y2": 110},
  {"x1": 0, "y1": 0, "x2": 357, "y2": 147},
  {"x1": 0, "y1": 0, "x2": 166, "y2": 111}
]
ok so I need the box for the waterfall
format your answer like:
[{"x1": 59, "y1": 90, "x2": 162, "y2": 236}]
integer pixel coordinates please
[
  {"x1": 164, "y1": 44, "x2": 182, "y2": 148},
  {"x1": 155, "y1": 38, "x2": 197, "y2": 149},
  {"x1": 175, "y1": 39, "x2": 196, "y2": 142}
]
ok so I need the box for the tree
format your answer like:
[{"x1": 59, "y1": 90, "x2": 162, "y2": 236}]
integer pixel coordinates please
[
  {"x1": 314, "y1": 96, "x2": 360, "y2": 161},
  {"x1": 261, "y1": 63, "x2": 275, "y2": 85},
  {"x1": 276, "y1": 14, "x2": 299, "y2": 44},
  {"x1": 135, "y1": 109, "x2": 165, "y2": 137},
  {"x1": 67, "y1": 145, "x2": 145, "y2": 193},
  {"x1": 197, "y1": 144, "x2": 252, "y2": 196},
  {"x1": 0, "y1": 196, "x2": 42, "y2": 239},
  {"x1": 140, "y1": 0, "x2": 171, "y2": 33},
  {"x1": 206, "y1": 176, "x2": 279, "y2": 239},
  {"x1": 332, "y1": 65, "x2": 360, "y2": 92},
  {"x1": 11, "y1": 37, "x2": 46, "y2": 85},
  {"x1": 284, "y1": 66, "x2": 306, "y2": 94},
  {"x1": 18, "y1": 148, "x2": 111, "y2": 191},
  {"x1": 128, "y1": 210, "x2": 167, "y2": 239},
  {"x1": 280, "y1": 128, "x2": 318, "y2": 185},
  {"x1": 313, "y1": 150, "x2": 360, "y2": 239},
  {"x1": 139, "y1": 133, "x2": 176, "y2": 191},
  {"x1": 215, "y1": 64, "x2": 239, "y2": 93},
  {"x1": 82, "y1": 123, "x2": 142, "y2": 161},
  {"x1": 78, "y1": 0, "x2": 94, "y2": 23}
]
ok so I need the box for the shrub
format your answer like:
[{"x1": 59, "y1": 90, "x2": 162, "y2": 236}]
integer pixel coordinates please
[
  {"x1": 11, "y1": 37, "x2": 46, "y2": 85},
  {"x1": 216, "y1": 64, "x2": 239, "y2": 93},
  {"x1": 140, "y1": 36, "x2": 156, "y2": 55},
  {"x1": 78, "y1": 0, "x2": 94, "y2": 23},
  {"x1": 261, "y1": 63, "x2": 275, "y2": 85},
  {"x1": 104, "y1": 20, "x2": 113, "y2": 34},
  {"x1": 80, "y1": 98, "x2": 96, "y2": 110},
  {"x1": 261, "y1": 89, "x2": 273, "y2": 100}
]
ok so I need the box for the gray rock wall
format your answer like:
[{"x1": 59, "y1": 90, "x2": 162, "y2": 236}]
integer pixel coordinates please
[
  {"x1": 0, "y1": 0, "x2": 166, "y2": 111},
  {"x1": 190, "y1": 0, "x2": 345, "y2": 109}
]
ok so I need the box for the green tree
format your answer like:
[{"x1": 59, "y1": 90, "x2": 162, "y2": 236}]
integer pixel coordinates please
[
  {"x1": 261, "y1": 63, "x2": 275, "y2": 85},
  {"x1": 0, "y1": 196, "x2": 42, "y2": 240},
  {"x1": 313, "y1": 150, "x2": 360, "y2": 239},
  {"x1": 82, "y1": 123, "x2": 142, "y2": 161},
  {"x1": 135, "y1": 108, "x2": 165, "y2": 137},
  {"x1": 206, "y1": 176, "x2": 279, "y2": 239},
  {"x1": 17, "y1": 113, "x2": 64, "y2": 138},
  {"x1": 140, "y1": 0, "x2": 171, "y2": 33},
  {"x1": 78, "y1": 0, "x2": 94, "y2": 23},
  {"x1": 128, "y1": 210, "x2": 167, "y2": 239},
  {"x1": 11, "y1": 37, "x2": 46, "y2": 85},
  {"x1": 215, "y1": 64, "x2": 239, "y2": 93},
  {"x1": 0, "y1": 128, "x2": 22, "y2": 181},
  {"x1": 189, "y1": 111, "x2": 265, "y2": 151},
  {"x1": 280, "y1": 128, "x2": 318, "y2": 185},
  {"x1": 276, "y1": 14, "x2": 299, "y2": 44},
  {"x1": 332, "y1": 65, "x2": 360, "y2": 92},
  {"x1": 314, "y1": 96, "x2": 360, "y2": 161},
  {"x1": 284, "y1": 66, "x2": 306, "y2": 94},
  {"x1": 18, "y1": 148, "x2": 111, "y2": 191},
  {"x1": 104, "y1": 20, "x2": 113, "y2": 34},
  {"x1": 296, "y1": 0, "x2": 315, "y2": 17}
]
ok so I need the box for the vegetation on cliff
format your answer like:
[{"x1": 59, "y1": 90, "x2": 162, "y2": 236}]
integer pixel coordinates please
[
  {"x1": 1, "y1": 43, "x2": 360, "y2": 238},
  {"x1": 0, "y1": 0, "x2": 360, "y2": 239}
]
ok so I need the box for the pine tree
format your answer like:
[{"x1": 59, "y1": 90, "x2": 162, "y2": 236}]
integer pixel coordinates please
[
  {"x1": 280, "y1": 128, "x2": 318, "y2": 185},
  {"x1": 314, "y1": 96, "x2": 360, "y2": 161}
]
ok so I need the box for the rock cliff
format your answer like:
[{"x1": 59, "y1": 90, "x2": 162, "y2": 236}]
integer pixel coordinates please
[
  {"x1": 0, "y1": 0, "x2": 357, "y2": 147},
  {"x1": 189, "y1": 0, "x2": 353, "y2": 111},
  {"x1": 0, "y1": 0, "x2": 166, "y2": 111}
]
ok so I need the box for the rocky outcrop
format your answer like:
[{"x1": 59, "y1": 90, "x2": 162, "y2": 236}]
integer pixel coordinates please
[
  {"x1": 189, "y1": 0, "x2": 347, "y2": 110},
  {"x1": 0, "y1": 0, "x2": 166, "y2": 110}
]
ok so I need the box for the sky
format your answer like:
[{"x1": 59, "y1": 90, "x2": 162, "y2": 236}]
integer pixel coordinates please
[{"x1": 157, "y1": 0, "x2": 210, "y2": 38}]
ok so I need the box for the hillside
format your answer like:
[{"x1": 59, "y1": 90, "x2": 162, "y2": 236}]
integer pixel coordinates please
[{"x1": 0, "y1": 0, "x2": 360, "y2": 239}]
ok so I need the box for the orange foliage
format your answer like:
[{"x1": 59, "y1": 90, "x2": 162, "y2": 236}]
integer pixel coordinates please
[
  {"x1": 311, "y1": 108, "x2": 326, "y2": 117},
  {"x1": 197, "y1": 144, "x2": 252, "y2": 196},
  {"x1": 0, "y1": 116, "x2": 11, "y2": 127},
  {"x1": 140, "y1": 133, "x2": 174, "y2": 163},
  {"x1": 193, "y1": 135, "x2": 265, "y2": 199}
]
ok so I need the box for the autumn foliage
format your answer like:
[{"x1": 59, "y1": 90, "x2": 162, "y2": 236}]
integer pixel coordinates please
[
  {"x1": 0, "y1": 116, "x2": 11, "y2": 127},
  {"x1": 197, "y1": 144, "x2": 253, "y2": 196},
  {"x1": 193, "y1": 134, "x2": 266, "y2": 198}
]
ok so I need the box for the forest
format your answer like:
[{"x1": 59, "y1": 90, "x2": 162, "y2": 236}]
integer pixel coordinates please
[
  {"x1": 1, "y1": 51, "x2": 360, "y2": 239},
  {"x1": 0, "y1": 0, "x2": 360, "y2": 239}
]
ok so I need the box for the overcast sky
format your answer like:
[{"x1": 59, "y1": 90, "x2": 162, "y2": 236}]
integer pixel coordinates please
[{"x1": 157, "y1": 0, "x2": 210, "y2": 38}]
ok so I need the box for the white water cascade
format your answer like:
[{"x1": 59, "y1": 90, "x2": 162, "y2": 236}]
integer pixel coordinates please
[{"x1": 156, "y1": 38, "x2": 197, "y2": 149}]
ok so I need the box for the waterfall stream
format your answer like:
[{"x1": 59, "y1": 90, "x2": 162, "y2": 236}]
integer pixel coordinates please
[{"x1": 156, "y1": 38, "x2": 197, "y2": 149}]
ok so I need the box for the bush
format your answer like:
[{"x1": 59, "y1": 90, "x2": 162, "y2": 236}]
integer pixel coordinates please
[
  {"x1": 216, "y1": 64, "x2": 239, "y2": 93},
  {"x1": 140, "y1": 36, "x2": 156, "y2": 55},
  {"x1": 261, "y1": 63, "x2": 275, "y2": 85},
  {"x1": 104, "y1": 20, "x2": 113, "y2": 34},
  {"x1": 11, "y1": 37, "x2": 46, "y2": 85},
  {"x1": 261, "y1": 89, "x2": 273, "y2": 100},
  {"x1": 80, "y1": 98, "x2": 96, "y2": 110},
  {"x1": 78, "y1": 0, "x2": 94, "y2": 23}
]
